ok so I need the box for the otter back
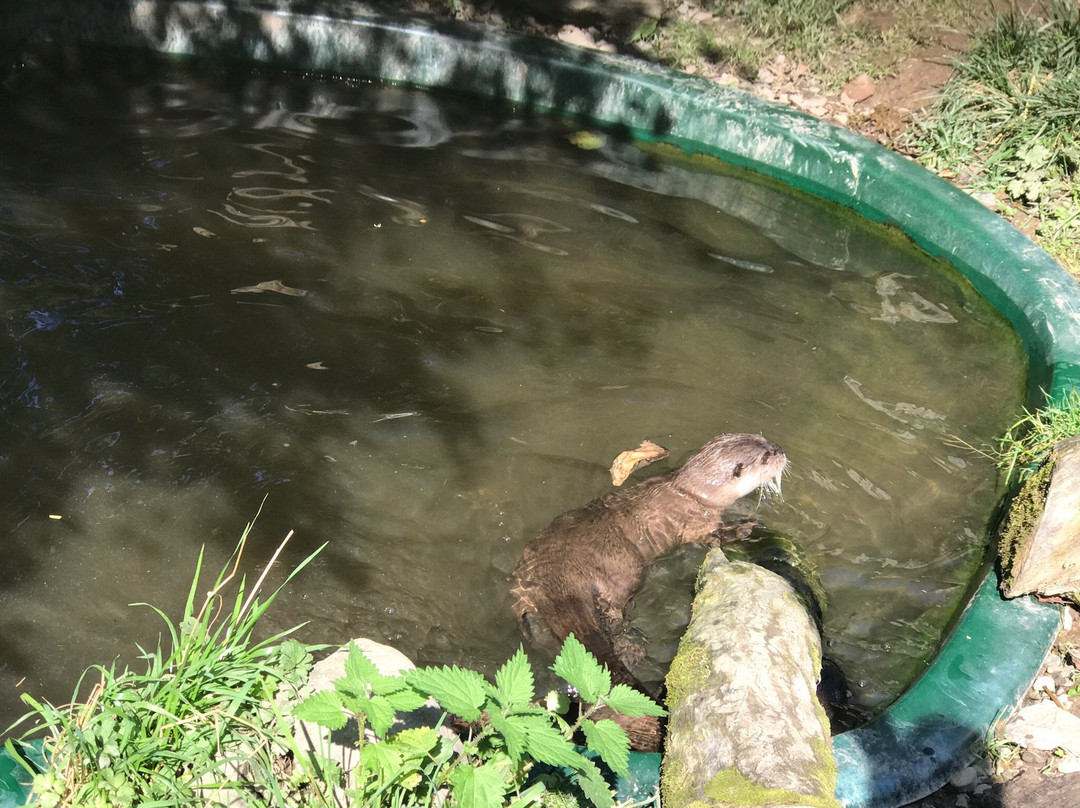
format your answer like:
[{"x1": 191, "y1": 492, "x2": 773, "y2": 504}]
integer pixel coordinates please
[{"x1": 508, "y1": 433, "x2": 786, "y2": 750}]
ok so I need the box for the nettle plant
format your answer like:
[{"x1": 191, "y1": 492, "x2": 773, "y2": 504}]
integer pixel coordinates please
[{"x1": 293, "y1": 635, "x2": 665, "y2": 808}]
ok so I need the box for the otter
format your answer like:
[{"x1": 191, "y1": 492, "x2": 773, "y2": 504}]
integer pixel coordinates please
[{"x1": 509, "y1": 433, "x2": 786, "y2": 750}]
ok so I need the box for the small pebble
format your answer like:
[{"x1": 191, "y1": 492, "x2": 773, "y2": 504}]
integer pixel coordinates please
[
  {"x1": 1033, "y1": 674, "x2": 1056, "y2": 694},
  {"x1": 949, "y1": 766, "x2": 979, "y2": 791},
  {"x1": 954, "y1": 794, "x2": 969, "y2": 808},
  {"x1": 841, "y1": 72, "x2": 876, "y2": 103}
]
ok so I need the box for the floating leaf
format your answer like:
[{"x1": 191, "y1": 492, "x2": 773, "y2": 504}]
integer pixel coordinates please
[
  {"x1": 609, "y1": 439, "x2": 668, "y2": 486},
  {"x1": 406, "y1": 665, "x2": 487, "y2": 722},
  {"x1": 604, "y1": 684, "x2": 666, "y2": 718},
  {"x1": 568, "y1": 131, "x2": 606, "y2": 151},
  {"x1": 581, "y1": 718, "x2": 630, "y2": 778},
  {"x1": 552, "y1": 635, "x2": 609, "y2": 703}
]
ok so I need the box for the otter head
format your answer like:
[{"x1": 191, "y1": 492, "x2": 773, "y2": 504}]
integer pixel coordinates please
[{"x1": 672, "y1": 433, "x2": 786, "y2": 510}]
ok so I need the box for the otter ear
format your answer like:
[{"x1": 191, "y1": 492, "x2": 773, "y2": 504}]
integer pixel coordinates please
[{"x1": 732, "y1": 462, "x2": 744, "y2": 479}]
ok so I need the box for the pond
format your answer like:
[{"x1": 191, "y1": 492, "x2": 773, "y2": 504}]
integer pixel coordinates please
[{"x1": 0, "y1": 51, "x2": 1025, "y2": 729}]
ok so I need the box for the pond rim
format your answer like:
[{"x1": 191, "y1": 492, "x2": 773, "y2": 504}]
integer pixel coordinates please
[{"x1": 0, "y1": 2, "x2": 1076, "y2": 806}]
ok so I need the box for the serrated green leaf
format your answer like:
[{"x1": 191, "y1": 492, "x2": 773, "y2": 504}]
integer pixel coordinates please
[
  {"x1": 292, "y1": 689, "x2": 347, "y2": 730},
  {"x1": 449, "y1": 762, "x2": 508, "y2": 808},
  {"x1": 384, "y1": 684, "x2": 429, "y2": 712},
  {"x1": 604, "y1": 684, "x2": 666, "y2": 718},
  {"x1": 551, "y1": 635, "x2": 609, "y2": 703},
  {"x1": 494, "y1": 646, "x2": 534, "y2": 708},
  {"x1": 581, "y1": 719, "x2": 630, "y2": 778},
  {"x1": 385, "y1": 726, "x2": 440, "y2": 758},
  {"x1": 406, "y1": 665, "x2": 487, "y2": 722},
  {"x1": 370, "y1": 673, "x2": 412, "y2": 697},
  {"x1": 360, "y1": 740, "x2": 404, "y2": 781},
  {"x1": 345, "y1": 642, "x2": 381, "y2": 684},
  {"x1": 575, "y1": 757, "x2": 614, "y2": 808},
  {"x1": 358, "y1": 694, "x2": 397, "y2": 738},
  {"x1": 334, "y1": 677, "x2": 370, "y2": 714},
  {"x1": 518, "y1": 715, "x2": 585, "y2": 768},
  {"x1": 488, "y1": 709, "x2": 528, "y2": 763}
]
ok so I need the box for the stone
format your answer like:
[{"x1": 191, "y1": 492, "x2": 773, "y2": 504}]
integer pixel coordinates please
[
  {"x1": 1033, "y1": 674, "x2": 1057, "y2": 694},
  {"x1": 661, "y1": 549, "x2": 840, "y2": 808},
  {"x1": 949, "y1": 766, "x2": 979, "y2": 790},
  {"x1": 841, "y1": 73, "x2": 876, "y2": 104},
  {"x1": 1004, "y1": 699, "x2": 1080, "y2": 753},
  {"x1": 556, "y1": 24, "x2": 597, "y2": 49},
  {"x1": 1000, "y1": 436, "x2": 1080, "y2": 598},
  {"x1": 293, "y1": 638, "x2": 446, "y2": 798}
]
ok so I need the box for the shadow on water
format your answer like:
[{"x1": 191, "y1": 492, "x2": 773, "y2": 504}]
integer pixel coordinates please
[{"x1": 0, "y1": 0, "x2": 728, "y2": 721}]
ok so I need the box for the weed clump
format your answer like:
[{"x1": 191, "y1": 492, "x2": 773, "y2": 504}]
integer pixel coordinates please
[
  {"x1": 4, "y1": 517, "x2": 662, "y2": 808},
  {"x1": 910, "y1": 1, "x2": 1080, "y2": 272}
]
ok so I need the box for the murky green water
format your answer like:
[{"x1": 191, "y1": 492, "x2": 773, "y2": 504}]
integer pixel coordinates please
[{"x1": 0, "y1": 52, "x2": 1025, "y2": 728}]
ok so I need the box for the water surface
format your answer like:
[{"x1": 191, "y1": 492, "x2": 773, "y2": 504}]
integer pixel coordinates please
[{"x1": 0, "y1": 52, "x2": 1025, "y2": 727}]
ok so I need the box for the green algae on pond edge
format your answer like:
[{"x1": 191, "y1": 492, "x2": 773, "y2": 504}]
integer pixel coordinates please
[{"x1": 997, "y1": 459, "x2": 1053, "y2": 574}]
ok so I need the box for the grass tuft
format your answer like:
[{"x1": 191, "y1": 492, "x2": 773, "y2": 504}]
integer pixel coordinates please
[
  {"x1": 908, "y1": 1, "x2": 1080, "y2": 273},
  {"x1": 5, "y1": 513, "x2": 326, "y2": 808},
  {"x1": 983, "y1": 389, "x2": 1080, "y2": 485}
]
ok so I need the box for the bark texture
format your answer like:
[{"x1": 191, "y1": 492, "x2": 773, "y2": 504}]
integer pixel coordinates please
[{"x1": 661, "y1": 549, "x2": 840, "y2": 808}]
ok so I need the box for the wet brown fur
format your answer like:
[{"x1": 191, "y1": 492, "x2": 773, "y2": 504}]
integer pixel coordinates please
[{"x1": 509, "y1": 434, "x2": 786, "y2": 750}]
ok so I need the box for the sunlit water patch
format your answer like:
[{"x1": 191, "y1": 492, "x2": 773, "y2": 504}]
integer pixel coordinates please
[{"x1": 0, "y1": 52, "x2": 1025, "y2": 727}]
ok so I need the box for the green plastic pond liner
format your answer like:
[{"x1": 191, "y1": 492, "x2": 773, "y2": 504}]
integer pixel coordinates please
[
  {"x1": 832, "y1": 570, "x2": 1060, "y2": 808},
  {"x1": 0, "y1": 3, "x2": 1076, "y2": 806},
  {"x1": 0, "y1": 740, "x2": 42, "y2": 807}
]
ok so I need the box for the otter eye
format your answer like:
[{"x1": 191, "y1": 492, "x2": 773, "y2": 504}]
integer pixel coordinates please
[{"x1": 732, "y1": 462, "x2": 744, "y2": 478}]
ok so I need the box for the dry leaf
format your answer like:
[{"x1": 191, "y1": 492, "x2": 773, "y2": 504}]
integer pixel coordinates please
[
  {"x1": 231, "y1": 279, "x2": 309, "y2": 296},
  {"x1": 610, "y1": 439, "x2": 669, "y2": 486}
]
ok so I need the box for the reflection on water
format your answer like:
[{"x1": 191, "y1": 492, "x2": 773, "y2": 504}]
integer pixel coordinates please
[{"x1": 0, "y1": 51, "x2": 1025, "y2": 728}]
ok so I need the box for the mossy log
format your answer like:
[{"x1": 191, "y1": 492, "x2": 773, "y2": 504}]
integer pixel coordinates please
[
  {"x1": 999, "y1": 435, "x2": 1080, "y2": 599},
  {"x1": 661, "y1": 549, "x2": 840, "y2": 808}
]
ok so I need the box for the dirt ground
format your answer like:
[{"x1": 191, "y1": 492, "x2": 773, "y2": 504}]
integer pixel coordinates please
[{"x1": 369, "y1": 2, "x2": 1076, "y2": 806}]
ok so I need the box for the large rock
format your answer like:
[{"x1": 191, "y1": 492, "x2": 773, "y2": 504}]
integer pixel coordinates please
[
  {"x1": 999, "y1": 436, "x2": 1080, "y2": 599},
  {"x1": 661, "y1": 549, "x2": 840, "y2": 808}
]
